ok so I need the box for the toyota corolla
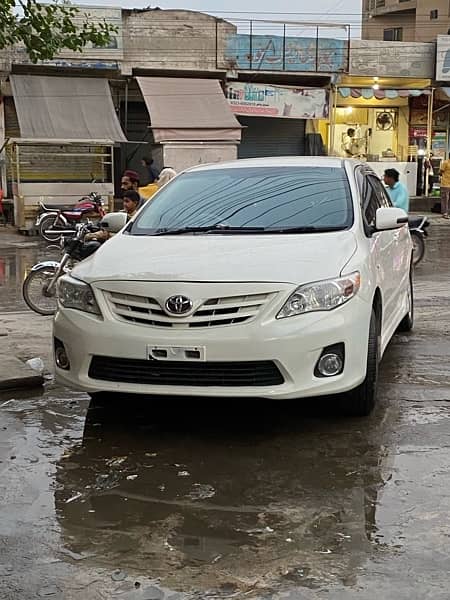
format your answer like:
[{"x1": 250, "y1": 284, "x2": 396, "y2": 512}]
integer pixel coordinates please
[{"x1": 54, "y1": 157, "x2": 413, "y2": 415}]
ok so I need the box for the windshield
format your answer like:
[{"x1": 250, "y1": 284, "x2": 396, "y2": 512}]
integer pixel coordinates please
[{"x1": 128, "y1": 166, "x2": 353, "y2": 235}]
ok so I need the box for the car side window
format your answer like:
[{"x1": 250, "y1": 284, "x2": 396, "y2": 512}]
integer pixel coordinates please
[
  {"x1": 368, "y1": 175, "x2": 393, "y2": 208},
  {"x1": 363, "y1": 177, "x2": 381, "y2": 227}
]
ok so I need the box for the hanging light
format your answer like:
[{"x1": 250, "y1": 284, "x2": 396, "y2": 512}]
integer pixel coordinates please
[{"x1": 372, "y1": 83, "x2": 380, "y2": 90}]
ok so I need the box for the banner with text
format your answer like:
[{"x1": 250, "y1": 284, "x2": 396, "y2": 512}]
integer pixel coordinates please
[{"x1": 225, "y1": 83, "x2": 328, "y2": 119}]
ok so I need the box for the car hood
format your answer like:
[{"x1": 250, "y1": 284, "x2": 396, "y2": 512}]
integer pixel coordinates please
[{"x1": 73, "y1": 231, "x2": 358, "y2": 285}]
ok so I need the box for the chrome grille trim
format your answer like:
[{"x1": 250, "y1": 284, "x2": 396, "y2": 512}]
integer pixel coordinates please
[{"x1": 106, "y1": 291, "x2": 276, "y2": 328}]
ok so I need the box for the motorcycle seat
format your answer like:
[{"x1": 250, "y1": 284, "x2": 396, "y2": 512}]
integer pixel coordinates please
[{"x1": 408, "y1": 216, "x2": 425, "y2": 228}]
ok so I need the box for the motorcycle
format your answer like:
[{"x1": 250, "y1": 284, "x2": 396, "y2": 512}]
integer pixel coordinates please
[
  {"x1": 36, "y1": 192, "x2": 106, "y2": 243},
  {"x1": 408, "y1": 215, "x2": 430, "y2": 266},
  {"x1": 23, "y1": 222, "x2": 101, "y2": 315}
]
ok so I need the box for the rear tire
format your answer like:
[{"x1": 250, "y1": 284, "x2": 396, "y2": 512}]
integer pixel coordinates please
[
  {"x1": 39, "y1": 214, "x2": 64, "y2": 243},
  {"x1": 397, "y1": 271, "x2": 414, "y2": 332},
  {"x1": 411, "y1": 231, "x2": 425, "y2": 266},
  {"x1": 339, "y1": 309, "x2": 380, "y2": 417}
]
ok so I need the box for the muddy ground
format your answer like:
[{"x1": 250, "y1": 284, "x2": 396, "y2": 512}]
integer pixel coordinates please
[{"x1": 0, "y1": 220, "x2": 449, "y2": 600}]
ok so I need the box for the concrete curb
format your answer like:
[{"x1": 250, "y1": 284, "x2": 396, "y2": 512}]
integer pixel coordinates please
[{"x1": 0, "y1": 357, "x2": 44, "y2": 391}]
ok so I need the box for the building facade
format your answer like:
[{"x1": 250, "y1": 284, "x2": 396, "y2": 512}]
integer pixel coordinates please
[
  {"x1": 362, "y1": 0, "x2": 450, "y2": 43},
  {"x1": 0, "y1": 5, "x2": 441, "y2": 230}
]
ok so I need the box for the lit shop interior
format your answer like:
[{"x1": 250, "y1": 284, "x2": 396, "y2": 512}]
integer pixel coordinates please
[{"x1": 329, "y1": 79, "x2": 432, "y2": 196}]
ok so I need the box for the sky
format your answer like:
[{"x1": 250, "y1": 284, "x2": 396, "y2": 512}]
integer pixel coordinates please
[{"x1": 71, "y1": 0, "x2": 362, "y2": 36}]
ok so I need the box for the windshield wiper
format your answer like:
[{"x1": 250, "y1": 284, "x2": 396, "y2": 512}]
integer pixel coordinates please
[
  {"x1": 152, "y1": 225, "x2": 267, "y2": 236},
  {"x1": 263, "y1": 226, "x2": 345, "y2": 234},
  {"x1": 142, "y1": 224, "x2": 345, "y2": 236}
]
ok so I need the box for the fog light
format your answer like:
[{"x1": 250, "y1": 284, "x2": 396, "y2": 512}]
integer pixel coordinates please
[
  {"x1": 317, "y1": 353, "x2": 343, "y2": 377},
  {"x1": 54, "y1": 338, "x2": 70, "y2": 370},
  {"x1": 314, "y1": 343, "x2": 345, "y2": 378}
]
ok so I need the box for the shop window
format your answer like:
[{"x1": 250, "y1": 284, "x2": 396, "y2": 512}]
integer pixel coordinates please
[
  {"x1": 383, "y1": 28, "x2": 403, "y2": 41},
  {"x1": 430, "y1": 9, "x2": 438, "y2": 19}
]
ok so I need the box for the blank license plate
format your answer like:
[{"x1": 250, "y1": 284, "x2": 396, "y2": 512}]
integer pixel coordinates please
[{"x1": 148, "y1": 345, "x2": 206, "y2": 361}]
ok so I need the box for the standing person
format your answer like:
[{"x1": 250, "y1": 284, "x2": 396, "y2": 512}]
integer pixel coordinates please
[
  {"x1": 141, "y1": 157, "x2": 160, "y2": 184},
  {"x1": 425, "y1": 153, "x2": 434, "y2": 196},
  {"x1": 342, "y1": 128, "x2": 356, "y2": 158},
  {"x1": 383, "y1": 168, "x2": 409, "y2": 213},
  {"x1": 156, "y1": 167, "x2": 177, "y2": 188},
  {"x1": 121, "y1": 170, "x2": 149, "y2": 208},
  {"x1": 138, "y1": 167, "x2": 177, "y2": 202},
  {"x1": 439, "y1": 157, "x2": 450, "y2": 219},
  {"x1": 121, "y1": 170, "x2": 140, "y2": 193}
]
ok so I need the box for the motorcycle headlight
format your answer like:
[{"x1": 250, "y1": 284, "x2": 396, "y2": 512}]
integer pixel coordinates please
[
  {"x1": 277, "y1": 272, "x2": 361, "y2": 319},
  {"x1": 57, "y1": 275, "x2": 101, "y2": 316}
]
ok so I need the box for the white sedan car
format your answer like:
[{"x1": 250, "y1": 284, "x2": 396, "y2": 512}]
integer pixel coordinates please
[{"x1": 54, "y1": 157, "x2": 413, "y2": 416}]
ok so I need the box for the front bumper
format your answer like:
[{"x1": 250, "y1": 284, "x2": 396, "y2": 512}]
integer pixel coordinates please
[{"x1": 54, "y1": 292, "x2": 371, "y2": 400}]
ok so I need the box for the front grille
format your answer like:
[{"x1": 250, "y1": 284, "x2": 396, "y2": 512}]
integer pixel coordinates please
[
  {"x1": 89, "y1": 356, "x2": 284, "y2": 387},
  {"x1": 106, "y1": 291, "x2": 276, "y2": 329}
]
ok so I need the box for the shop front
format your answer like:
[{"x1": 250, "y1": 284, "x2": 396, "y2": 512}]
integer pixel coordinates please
[
  {"x1": 135, "y1": 77, "x2": 242, "y2": 173},
  {"x1": 3, "y1": 74, "x2": 127, "y2": 232},
  {"x1": 331, "y1": 79, "x2": 432, "y2": 196},
  {"x1": 225, "y1": 82, "x2": 330, "y2": 158}
]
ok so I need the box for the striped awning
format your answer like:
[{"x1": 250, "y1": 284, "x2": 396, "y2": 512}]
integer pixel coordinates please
[{"x1": 338, "y1": 87, "x2": 430, "y2": 100}]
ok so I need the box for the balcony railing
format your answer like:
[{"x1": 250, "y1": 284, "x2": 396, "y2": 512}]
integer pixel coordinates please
[{"x1": 220, "y1": 19, "x2": 351, "y2": 74}]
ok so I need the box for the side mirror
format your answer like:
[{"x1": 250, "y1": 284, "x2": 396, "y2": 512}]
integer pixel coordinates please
[
  {"x1": 99, "y1": 212, "x2": 128, "y2": 234},
  {"x1": 375, "y1": 207, "x2": 408, "y2": 231}
]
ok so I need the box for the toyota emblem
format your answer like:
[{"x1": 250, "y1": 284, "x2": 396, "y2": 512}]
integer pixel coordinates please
[{"x1": 165, "y1": 295, "x2": 193, "y2": 315}]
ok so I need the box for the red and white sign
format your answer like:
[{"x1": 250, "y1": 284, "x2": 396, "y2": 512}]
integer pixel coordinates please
[{"x1": 226, "y1": 83, "x2": 328, "y2": 119}]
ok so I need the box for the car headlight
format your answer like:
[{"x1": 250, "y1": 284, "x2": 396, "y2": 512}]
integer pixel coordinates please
[
  {"x1": 57, "y1": 275, "x2": 101, "y2": 316},
  {"x1": 277, "y1": 272, "x2": 361, "y2": 319}
]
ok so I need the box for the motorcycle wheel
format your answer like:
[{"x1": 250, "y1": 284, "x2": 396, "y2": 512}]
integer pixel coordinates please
[
  {"x1": 39, "y1": 214, "x2": 64, "y2": 243},
  {"x1": 23, "y1": 265, "x2": 58, "y2": 315},
  {"x1": 411, "y1": 231, "x2": 425, "y2": 266}
]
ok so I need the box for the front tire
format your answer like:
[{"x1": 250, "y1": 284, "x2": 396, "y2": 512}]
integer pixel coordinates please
[
  {"x1": 397, "y1": 272, "x2": 414, "y2": 332},
  {"x1": 339, "y1": 309, "x2": 380, "y2": 417},
  {"x1": 23, "y1": 265, "x2": 58, "y2": 315},
  {"x1": 411, "y1": 231, "x2": 425, "y2": 266}
]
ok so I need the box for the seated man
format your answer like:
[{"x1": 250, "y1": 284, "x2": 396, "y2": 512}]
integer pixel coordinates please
[
  {"x1": 383, "y1": 168, "x2": 409, "y2": 212},
  {"x1": 85, "y1": 190, "x2": 140, "y2": 243}
]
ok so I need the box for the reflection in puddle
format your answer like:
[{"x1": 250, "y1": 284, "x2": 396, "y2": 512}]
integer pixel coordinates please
[
  {"x1": 54, "y1": 400, "x2": 393, "y2": 593},
  {"x1": 0, "y1": 244, "x2": 60, "y2": 312}
]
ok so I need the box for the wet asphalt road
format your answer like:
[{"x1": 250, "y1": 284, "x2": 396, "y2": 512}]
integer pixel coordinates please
[{"x1": 1, "y1": 222, "x2": 450, "y2": 600}]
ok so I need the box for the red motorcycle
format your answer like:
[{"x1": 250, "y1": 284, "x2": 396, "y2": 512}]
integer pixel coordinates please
[{"x1": 36, "y1": 192, "x2": 106, "y2": 243}]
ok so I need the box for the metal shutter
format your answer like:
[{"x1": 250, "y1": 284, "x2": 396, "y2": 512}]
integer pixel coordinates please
[
  {"x1": 237, "y1": 116, "x2": 305, "y2": 159},
  {"x1": 120, "y1": 101, "x2": 154, "y2": 183}
]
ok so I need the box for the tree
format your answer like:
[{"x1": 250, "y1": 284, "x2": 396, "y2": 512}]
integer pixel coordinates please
[{"x1": 0, "y1": 0, "x2": 118, "y2": 63}]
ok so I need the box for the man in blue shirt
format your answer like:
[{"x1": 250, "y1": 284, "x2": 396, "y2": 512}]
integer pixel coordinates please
[{"x1": 383, "y1": 168, "x2": 409, "y2": 212}]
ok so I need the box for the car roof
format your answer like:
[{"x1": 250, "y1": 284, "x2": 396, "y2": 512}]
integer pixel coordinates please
[{"x1": 186, "y1": 156, "x2": 356, "y2": 172}]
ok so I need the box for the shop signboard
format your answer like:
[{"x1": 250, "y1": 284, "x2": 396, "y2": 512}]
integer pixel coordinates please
[
  {"x1": 432, "y1": 131, "x2": 447, "y2": 159},
  {"x1": 351, "y1": 40, "x2": 434, "y2": 79},
  {"x1": 436, "y1": 36, "x2": 450, "y2": 81},
  {"x1": 225, "y1": 83, "x2": 329, "y2": 119}
]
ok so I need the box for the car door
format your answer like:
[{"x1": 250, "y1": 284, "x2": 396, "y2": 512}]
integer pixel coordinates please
[
  {"x1": 365, "y1": 174, "x2": 408, "y2": 339},
  {"x1": 358, "y1": 173, "x2": 395, "y2": 343}
]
